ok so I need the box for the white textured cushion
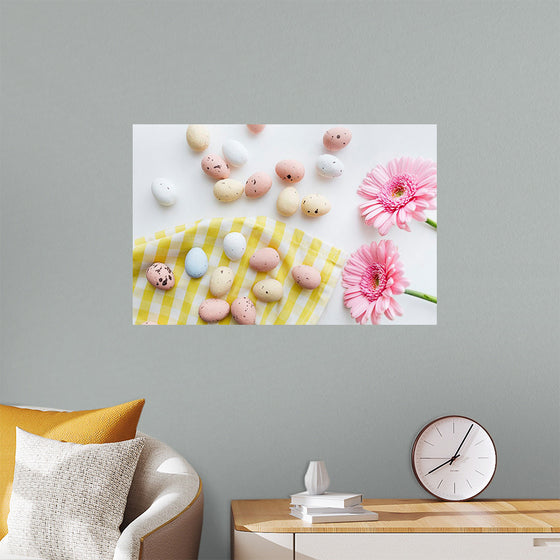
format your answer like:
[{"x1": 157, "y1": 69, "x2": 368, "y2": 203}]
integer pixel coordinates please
[{"x1": 3, "y1": 428, "x2": 144, "y2": 560}]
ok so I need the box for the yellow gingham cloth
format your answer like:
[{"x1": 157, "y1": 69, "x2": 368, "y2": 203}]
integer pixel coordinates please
[{"x1": 133, "y1": 216, "x2": 347, "y2": 325}]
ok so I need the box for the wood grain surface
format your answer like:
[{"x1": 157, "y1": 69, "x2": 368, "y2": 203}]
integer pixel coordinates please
[{"x1": 231, "y1": 499, "x2": 560, "y2": 533}]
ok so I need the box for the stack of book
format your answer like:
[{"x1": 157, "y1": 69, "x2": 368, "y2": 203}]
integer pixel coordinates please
[{"x1": 289, "y1": 491, "x2": 378, "y2": 524}]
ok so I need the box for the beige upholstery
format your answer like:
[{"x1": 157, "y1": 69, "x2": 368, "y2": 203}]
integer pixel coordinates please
[
  {"x1": 117, "y1": 432, "x2": 203, "y2": 560},
  {"x1": 0, "y1": 416, "x2": 203, "y2": 560}
]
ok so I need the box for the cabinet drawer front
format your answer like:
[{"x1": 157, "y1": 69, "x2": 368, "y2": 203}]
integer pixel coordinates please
[
  {"x1": 296, "y1": 533, "x2": 560, "y2": 560},
  {"x1": 233, "y1": 531, "x2": 293, "y2": 560}
]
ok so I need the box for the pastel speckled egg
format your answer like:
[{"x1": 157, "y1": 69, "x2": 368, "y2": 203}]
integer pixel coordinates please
[
  {"x1": 222, "y1": 139, "x2": 249, "y2": 167},
  {"x1": 201, "y1": 154, "x2": 230, "y2": 179},
  {"x1": 213, "y1": 179, "x2": 244, "y2": 202},
  {"x1": 223, "y1": 232, "x2": 246, "y2": 261},
  {"x1": 316, "y1": 154, "x2": 344, "y2": 178},
  {"x1": 292, "y1": 265, "x2": 322, "y2": 289},
  {"x1": 151, "y1": 178, "x2": 176, "y2": 206},
  {"x1": 146, "y1": 263, "x2": 175, "y2": 290},
  {"x1": 209, "y1": 266, "x2": 234, "y2": 297},
  {"x1": 253, "y1": 279, "x2": 283, "y2": 303},
  {"x1": 323, "y1": 127, "x2": 352, "y2": 151},
  {"x1": 198, "y1": 299, "x2": 230, "y2": 323},
  {"x1": 245, "y1": 171, "x2": 272, "y2": 198},
  {"x1": 186, "y1": 125, "x2": 210, "y2": 151},
  {"x1": 231, "y1": 296, "x2": 256, "y2": 325},
  {"x1": 276, "y1": 186, "x2": 299, "y2": 217},
  {"x1": 275, "y1": 160, "x2": 305, "y2": 183},
  {"x1": 184, "y1": 247, "x2": 208, "y2": 278},
  {"x1": 247, "y1": 124, "x2": 266, "y2": 134},
  {"x1": 301, "y1": 194, "x2": 331, "y2": 217},
  {"x1": 249, "y1": 247, "x2": 280, "y2": 272}
]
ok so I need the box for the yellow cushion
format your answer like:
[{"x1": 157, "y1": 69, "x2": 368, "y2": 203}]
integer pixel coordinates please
[{"x1": 0, "y1": 398, "x2": 145, "y2": 538}]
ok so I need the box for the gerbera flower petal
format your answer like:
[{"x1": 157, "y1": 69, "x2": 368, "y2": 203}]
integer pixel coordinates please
[
  {"x1": 358, "y1": 156, "x2": 437, "y2": 235},
  {"x1": 342, "y1": 241, "x2": 409, "y2": 325}
]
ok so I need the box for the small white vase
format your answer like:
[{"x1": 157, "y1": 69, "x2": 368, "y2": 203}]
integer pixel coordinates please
[{"x1": 304, "y1": 460, "x2": 330, "y2": 495}]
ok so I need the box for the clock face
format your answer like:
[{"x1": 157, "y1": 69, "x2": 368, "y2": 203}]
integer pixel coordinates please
[{"x1": 412, "y1": 416, "x2": 497, "y2": 501}]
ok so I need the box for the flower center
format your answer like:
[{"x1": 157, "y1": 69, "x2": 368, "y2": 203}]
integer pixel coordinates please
[
  {"x1": 380, "y1": 173, "x2": 418, "y2": 211},
  {"x1": 360, "y1": 263, "x2": 387, "y2": 302}
]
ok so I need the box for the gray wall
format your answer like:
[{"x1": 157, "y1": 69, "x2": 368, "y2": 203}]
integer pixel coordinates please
[{"x1": 1, "y1": 1, "x2": 558, "y2": 559}]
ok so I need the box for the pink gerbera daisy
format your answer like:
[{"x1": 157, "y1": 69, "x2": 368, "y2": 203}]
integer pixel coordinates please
[
  {"x1": 358, "y1": 156, "x2": 437, "y2": 235},
  {"x1": 342, "y1": 240, "x2": 409, "y2": 325}
]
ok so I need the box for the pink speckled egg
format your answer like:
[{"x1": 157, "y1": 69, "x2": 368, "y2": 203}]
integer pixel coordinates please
[
  {"x1": 292, "y1": 265, "x2": 322, "y2": 290},
  {"x1": 323, "y1": 127, "x2": 352, "y2": 151},
  {"x1": 275, "y1": 160, "x2": 305, "y2": 183},
  {"x1": 231, "y1": 297, "x2": 256, "y2": 325},
  {"x1": 245, "y1": 171, "x2": 273, "y2": 198},
  {"x1": 146, "y1": 263, "x2": 175, "y2": 290},
  {"x1": 247, "y1": 124, "x2": 266, "y2": 134},
  {"x1": 249, "y1": 247, "x2": 280, "y2": 272},
  {"x1": 198, "y1": 299, "x2": 230, "y2": 323},
  {"x1": 201, "y1": 154, "x2": 230, "y2": 179}
]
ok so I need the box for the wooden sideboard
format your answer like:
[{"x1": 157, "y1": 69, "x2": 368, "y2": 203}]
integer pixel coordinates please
[{"x1": 231, "y1": 499, "x2": 560, "y2": 559}]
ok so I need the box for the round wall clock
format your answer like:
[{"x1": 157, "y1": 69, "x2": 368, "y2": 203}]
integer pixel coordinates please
[{"x1": 411, "y1": 415, "x2": 497, "y2": 501}]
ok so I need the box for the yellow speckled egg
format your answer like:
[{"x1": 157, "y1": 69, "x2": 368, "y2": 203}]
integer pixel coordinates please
[
  {"x1": 301, "y1": 194, "x2": 331, "y2": 217},
  {"x1": 186, "y1": 125, "x2": 210, "y2": 151},
  {"x1": 209, "y1": 266, "x2": 234, "y2": 297},
  {"x1": 213, "y1": 179, "x2": 244, "y2": 202},
  {"x1": 253, "y1": 279, "x2": 283, "y2": 303},
  {"x1": 276, "y1": 187, "x2": 299, "y2": 216}
]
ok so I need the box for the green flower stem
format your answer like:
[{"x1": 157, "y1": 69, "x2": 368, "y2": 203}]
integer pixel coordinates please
[
  {"x1": 425, "y1": 218, "x2": 437, "y2": 229},
  {"x1": 404, "y1": 289, "x2": 437, "y2": 304}
]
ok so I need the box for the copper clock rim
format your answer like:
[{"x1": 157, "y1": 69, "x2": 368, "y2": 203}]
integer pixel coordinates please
[{"x1": 411, "y1": 415, "x2": 498, "y2": 502}]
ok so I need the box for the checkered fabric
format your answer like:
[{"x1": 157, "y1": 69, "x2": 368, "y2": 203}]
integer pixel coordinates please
[{"x1": 133, "y1": 216, "x2": 347, "y2": 325}]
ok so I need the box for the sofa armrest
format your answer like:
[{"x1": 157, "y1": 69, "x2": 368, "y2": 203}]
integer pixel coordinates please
[
  {"x1": 114, "y1": 485, "x2": 203, "y2": 560},
  {"x1": 114, "y1": 433, "x2": 203, "y2": 560}
]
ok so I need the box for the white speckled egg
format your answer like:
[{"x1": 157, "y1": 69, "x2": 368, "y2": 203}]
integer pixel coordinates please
[
  {"x1": 151, "y1": 178, "x2": 176, "y2": 206},
  {"x1": 146, "y1": 263, "x2": 175, "y2": 290},
  {"x1": 316, "y1": 154, "x2": 344, "y2": 178},
  {"x1": 223, "y1": 232, "x2": 246, "y2": 261},
  {"x1": 222, "y1": 139, "x2": 248, "y2": 167},
  {"x1": 301, "y1": 194, "x2": 332, "y2": 217},
  {"x1": 292, "y1": 265, "x2": 322, "y2": 289},
  {"x1": 249, "y1": 247, "x2": 280, "y2": 272},
  {"x1": 276, "y1": 187, "x2": 299, "y2": 217},
  {"x1": 198, "y1": 299, "x2": 230, "y2": 323},
  {"x1": 209, "y1": 266, "x2": 234, "y2": 297},
  {"x1": 213, "y1": 179, "x2": 244, "y2": 202},
  {"x1": 184, "y1": 248, "x2": 208, "y2": 278},
  {"x1": 186, "y1": 125, "x2": 210, "y2": 151},
  {"x1": 231, "y1": 296, "x2": 256, "y2": 325},
  {"x1": 253, "y1": 279, "x2": 283, "y2": 302}
]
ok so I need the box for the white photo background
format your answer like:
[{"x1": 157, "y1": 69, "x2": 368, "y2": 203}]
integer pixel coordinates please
[{"x1": 133, "y1": 124, "x2": 437, "y2": 325}]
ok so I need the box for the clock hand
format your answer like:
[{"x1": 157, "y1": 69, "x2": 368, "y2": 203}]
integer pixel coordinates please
[
  {"x1": 449, "y1": 424, "x2": 473, "y2": 464},
  {"x1": 426, "y1": 455, "x2": 461, "y2": 475}
]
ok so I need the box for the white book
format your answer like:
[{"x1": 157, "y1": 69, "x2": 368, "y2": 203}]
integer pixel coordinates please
[
  {"x1": 290, "y1": 506, "x2": 378, "y2": 524},
  {"x1": 292, "y1": 504, "x2": 365, "y2": 515},
  {"x1": 290, "y1": 491, "x2": 363, "y2": 508}
]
